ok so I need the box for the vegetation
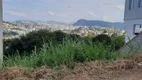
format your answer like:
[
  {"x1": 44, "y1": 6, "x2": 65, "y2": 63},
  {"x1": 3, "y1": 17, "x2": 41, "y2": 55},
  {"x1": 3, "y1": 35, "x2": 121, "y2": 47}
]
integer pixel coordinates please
[
  {"x1": 4, "y1": 31, "x2": 18, "y2": 37},
  {"x1": 111, "y1": 33, "x2": 125, "y2": 50},
  {"x1": 4, "y1": 30, "x2": 82, "y2": 56},
  {"x1": 92, "y1": 34, "x2": 112, "y2": 45},
  {"x1": 4, "y1": 39, "x2": 128, "y2": 69},
  {"x1": 4, "y1": 30, "x2": 125, "y2": 56},
  {"x1": 3, "y1": 30, "x2": 127, "y2": 68}
]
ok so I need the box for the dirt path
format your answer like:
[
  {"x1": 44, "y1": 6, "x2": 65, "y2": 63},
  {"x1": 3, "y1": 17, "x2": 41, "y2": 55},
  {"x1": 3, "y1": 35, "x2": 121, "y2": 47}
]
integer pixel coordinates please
[
  {"x1": 0, "y1": 60, "x2": 142, "y2": 80},
  {"x1": 113, "y1": 68, "x2": 142, "y2": 80}
]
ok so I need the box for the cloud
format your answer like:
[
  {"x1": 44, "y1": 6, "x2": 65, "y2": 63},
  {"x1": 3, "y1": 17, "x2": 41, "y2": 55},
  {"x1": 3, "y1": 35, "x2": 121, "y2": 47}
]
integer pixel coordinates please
[
  {"x1": 117, "y1": 5, "x2": 124, "y2": 11},
  {"x1": 34, "y1": 12, "x2": 48, "y2": 17},
  {"x1": 47, "y1": 11, "x2": 54, "y2": 16},
  {"x1": 103, "y1": 16, "x2": 110, "y2": 21},
  {"x1": 57, "y1": 13, "x2": 70, "y2": 17},
  {"x1": 87, "y1": 11, "x2": 97, "y2": 17},
  {"x1": 3, "y1": 0, "x2": 11, "y2": 2},
  {"x1": 3, "y1": 0, "x2": 125, "y2": 22},
  {"x1": 5, "y1": 10, "x2": 28, "y2": 18}
]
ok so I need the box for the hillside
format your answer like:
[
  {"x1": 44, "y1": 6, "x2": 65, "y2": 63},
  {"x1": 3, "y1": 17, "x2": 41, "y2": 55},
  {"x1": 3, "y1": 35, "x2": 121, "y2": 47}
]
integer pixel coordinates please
[
  {"x1": 73, "y1": 19, "x2": 125, "y2": 30},
  {"x1": 1, "y1": 60, "x2": 142, "y2": 80},
  {"x1": 3, "y1": 21, "x2": 125, "y2": 38}
]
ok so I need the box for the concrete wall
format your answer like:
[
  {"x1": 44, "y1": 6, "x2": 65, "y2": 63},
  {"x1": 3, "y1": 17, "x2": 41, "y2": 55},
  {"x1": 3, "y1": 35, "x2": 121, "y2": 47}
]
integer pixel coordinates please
[
  {"x1": 119, "y1": 31, "x2": 142, "y2": 54},
  {"x1": 125, "y1": 19, "x2": 142, "y2": 42},
  {"x1": 122, "y1": 0, "x2": 142, "y2": 54},
  {"x1": 0, "y1": 0, "x2": 3, "y2": 66},
  {"x1": 124, "y1": 0, "x2": 142, "y2": 21}
]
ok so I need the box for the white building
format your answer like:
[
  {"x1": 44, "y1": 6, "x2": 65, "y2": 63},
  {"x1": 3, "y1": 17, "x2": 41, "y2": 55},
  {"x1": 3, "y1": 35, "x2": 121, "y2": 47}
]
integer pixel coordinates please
[{"x1": 124, "y1": 0, "x2": 142, "y2": 42}]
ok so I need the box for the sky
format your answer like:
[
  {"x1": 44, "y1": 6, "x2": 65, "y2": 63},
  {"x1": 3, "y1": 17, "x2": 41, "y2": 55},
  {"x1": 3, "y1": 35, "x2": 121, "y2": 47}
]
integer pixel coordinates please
[{"x1": 3, "y1": 0, "x2": 125, "y2": 23}]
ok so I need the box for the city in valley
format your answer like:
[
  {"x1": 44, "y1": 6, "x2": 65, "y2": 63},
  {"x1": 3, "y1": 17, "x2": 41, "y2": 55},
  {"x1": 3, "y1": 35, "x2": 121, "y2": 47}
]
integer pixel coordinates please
[{"x1": 3, "y1": 20, "x2": 125, "y2": 39}]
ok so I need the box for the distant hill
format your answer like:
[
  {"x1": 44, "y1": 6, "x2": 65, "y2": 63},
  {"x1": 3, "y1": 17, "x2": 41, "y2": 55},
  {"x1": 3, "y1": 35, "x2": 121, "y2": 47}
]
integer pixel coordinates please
[
  {"x1": 14, "y1": 20, "x2": 35, "y2": 24},
  {"x1": 13, "y1": 20, "x2": 125, "y2": 30},
  {"x1": 73, "y1": 19, "x2": 125, "y2": 30},
  {"x1": 14, "y1": 20, "x2": 67, "y2": 25}
]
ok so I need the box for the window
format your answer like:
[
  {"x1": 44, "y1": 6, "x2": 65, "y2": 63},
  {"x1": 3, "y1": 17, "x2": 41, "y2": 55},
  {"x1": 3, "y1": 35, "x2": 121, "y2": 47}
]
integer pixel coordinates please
[
  {"x1": 139, "y1": 0, "x2": 142, "y2": 7},
  {"x1": 129, "y1": 0, "x2": 134, "y2": 10},
  {"x1": 134, "y1": 24, "x2": 142, "y2": 35}
]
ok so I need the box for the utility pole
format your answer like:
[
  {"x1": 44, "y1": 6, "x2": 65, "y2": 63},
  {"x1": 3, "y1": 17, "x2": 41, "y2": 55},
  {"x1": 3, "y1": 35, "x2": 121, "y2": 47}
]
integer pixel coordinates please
[{"x1": 0, "y1": 0, "x2": 3, "y2": 67}]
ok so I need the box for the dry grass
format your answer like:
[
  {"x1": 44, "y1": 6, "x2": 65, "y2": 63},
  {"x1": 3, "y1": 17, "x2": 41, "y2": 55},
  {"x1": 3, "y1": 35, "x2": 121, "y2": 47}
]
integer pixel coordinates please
[
  {"x1": 0, "y1": 59, "x2": 141, "y2": 80},
  {"x1": 134, "y1": 53, "x2": 142, "y2": 63}
]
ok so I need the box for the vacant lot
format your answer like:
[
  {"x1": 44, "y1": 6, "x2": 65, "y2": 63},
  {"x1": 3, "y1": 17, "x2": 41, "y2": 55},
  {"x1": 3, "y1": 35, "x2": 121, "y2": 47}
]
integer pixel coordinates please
[{"x1": 0, "y1": 59, "x2": 142, "y2": 80}]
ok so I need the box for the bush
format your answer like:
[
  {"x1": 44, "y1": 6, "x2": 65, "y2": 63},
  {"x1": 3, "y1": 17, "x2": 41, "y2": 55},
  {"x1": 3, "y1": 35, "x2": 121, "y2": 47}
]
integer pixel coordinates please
[
  {"x1": 4, "y1": 30, "x2": 125, "y2": 57},
  {"x1": 54, "y1": 30, "x2": 67, "y2": 43},
  {"x1": 92, "y1": 34, "x2": 111, "y2": 45},
  {"x1": 111, "y1": 34, "x2": 125, "y2": 50},
  {"x1": 4, "y1": 30, "x2": 54, "y2": 55},
  {"x1": 4, "y1": 40, "x2": 129, "y2": 68},
  {"x1": 4, "y1": 30, "x2": 82, "y2": 56},
  {"x1": 69, "y1": 34, "x2": 82, "y2": 41}
]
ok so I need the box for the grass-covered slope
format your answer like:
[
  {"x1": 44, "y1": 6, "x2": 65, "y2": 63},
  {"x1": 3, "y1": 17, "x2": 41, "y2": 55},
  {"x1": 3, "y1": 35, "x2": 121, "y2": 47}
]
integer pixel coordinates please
[{"x1": 4, "y1": 39, "x2": 128, "y2": 68}]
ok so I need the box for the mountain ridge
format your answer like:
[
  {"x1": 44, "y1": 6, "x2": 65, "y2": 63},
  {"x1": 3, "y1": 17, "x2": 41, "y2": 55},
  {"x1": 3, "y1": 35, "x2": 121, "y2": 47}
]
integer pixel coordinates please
[{"x1": 73, "y1": 19, "x2": 125, "y2": 30}]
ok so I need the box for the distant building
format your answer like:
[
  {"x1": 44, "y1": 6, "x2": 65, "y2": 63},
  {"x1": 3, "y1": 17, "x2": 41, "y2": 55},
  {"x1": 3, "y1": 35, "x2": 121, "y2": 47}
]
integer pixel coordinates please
[{"x1": 124, "y1": 0, "x2": 142, "y2": 42}]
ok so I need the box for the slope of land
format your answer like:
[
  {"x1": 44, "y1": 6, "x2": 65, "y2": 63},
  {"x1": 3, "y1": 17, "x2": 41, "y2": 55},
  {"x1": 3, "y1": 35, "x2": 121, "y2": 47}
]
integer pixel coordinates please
[{"x1": 0, "y1": 59, "x2": 142, "y2": 80}]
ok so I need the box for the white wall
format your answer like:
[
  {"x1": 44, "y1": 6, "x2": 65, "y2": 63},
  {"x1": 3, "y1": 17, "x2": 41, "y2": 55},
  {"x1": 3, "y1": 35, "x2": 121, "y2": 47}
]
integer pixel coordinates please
[
  {"x1": 125, "y1": 19, "x2": 142, "y2": 42},
  {"x1": 0, "y1": 0, "x2": 3, "y2": 67},
  {"x1": 124, "y1": 0, "x2": 142, "y2": 20}
]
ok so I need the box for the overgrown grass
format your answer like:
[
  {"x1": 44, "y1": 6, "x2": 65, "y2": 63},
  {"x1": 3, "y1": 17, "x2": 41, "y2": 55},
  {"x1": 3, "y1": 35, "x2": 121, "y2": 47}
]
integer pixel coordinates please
[{"x1": 3, "y1": 39, "x2": 128, "y2": 69}]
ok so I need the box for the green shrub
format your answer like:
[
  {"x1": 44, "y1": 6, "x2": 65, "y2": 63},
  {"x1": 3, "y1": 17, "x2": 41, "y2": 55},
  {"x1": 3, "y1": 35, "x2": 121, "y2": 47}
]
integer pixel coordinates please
[
  {"x1": 68, "y1": 34, "x2": 82, "y2": 41},
  {"x1": 54, "y1": 30, "x2": 67, "y2": 43},
  {"x1": 3, "y1": 39, "x2": 11, "y2": 55},
  {"x1": 111, "y1": 33, "x2": 125, "y2": 50},
  {"x1": 3, "y1": 30, "x2": 125, "y2": 57},
  {"x1": 4, "y1": 40, "x2": 129, "y2": 68},
  {"x1": 4, "y1": 30, "x2": 54, "y2": 55},
  {"x1": 92, "y1": 34, "x2": 111, "y2": 45},
  {"x1": 4, "y1": 30, "x2": 82, "y2": 56},
  {"x1": 4, "y1": 38, "x2": 23, "y2": 56}
]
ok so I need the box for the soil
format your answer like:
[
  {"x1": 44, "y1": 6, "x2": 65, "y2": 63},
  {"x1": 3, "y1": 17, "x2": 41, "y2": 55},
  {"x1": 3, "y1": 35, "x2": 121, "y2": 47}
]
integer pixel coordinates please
[{"x1": 0, "y1": 59, "x2": 142, "y2": 80}]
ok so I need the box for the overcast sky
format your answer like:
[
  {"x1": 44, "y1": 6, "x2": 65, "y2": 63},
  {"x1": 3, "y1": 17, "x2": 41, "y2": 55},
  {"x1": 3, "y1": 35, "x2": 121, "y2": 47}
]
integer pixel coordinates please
[{"x1": 3, "y1": 0, "x2": 125, "y2": 23}]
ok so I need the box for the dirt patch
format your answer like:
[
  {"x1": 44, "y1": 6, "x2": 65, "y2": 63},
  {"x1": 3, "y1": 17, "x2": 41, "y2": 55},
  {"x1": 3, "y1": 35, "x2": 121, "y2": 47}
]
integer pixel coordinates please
[
  {"x1": 12, "y1": 77, "x2": 34, "y2": 80},
  {"x1": 0, "y1": 67, "x2": 25, "y2": 80},
  {"x1": 134, "y1": 53, "x2": 142, "y2": 63},
  {"x1": 0, "y1": 59, "x2": 142, "y2": 80},
  {"x1": 106, "y1": 59, "x2": 137, "y2": 70},
  {"x1": 112, "y1": 68, "x2": 142, "y2": 80}
]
